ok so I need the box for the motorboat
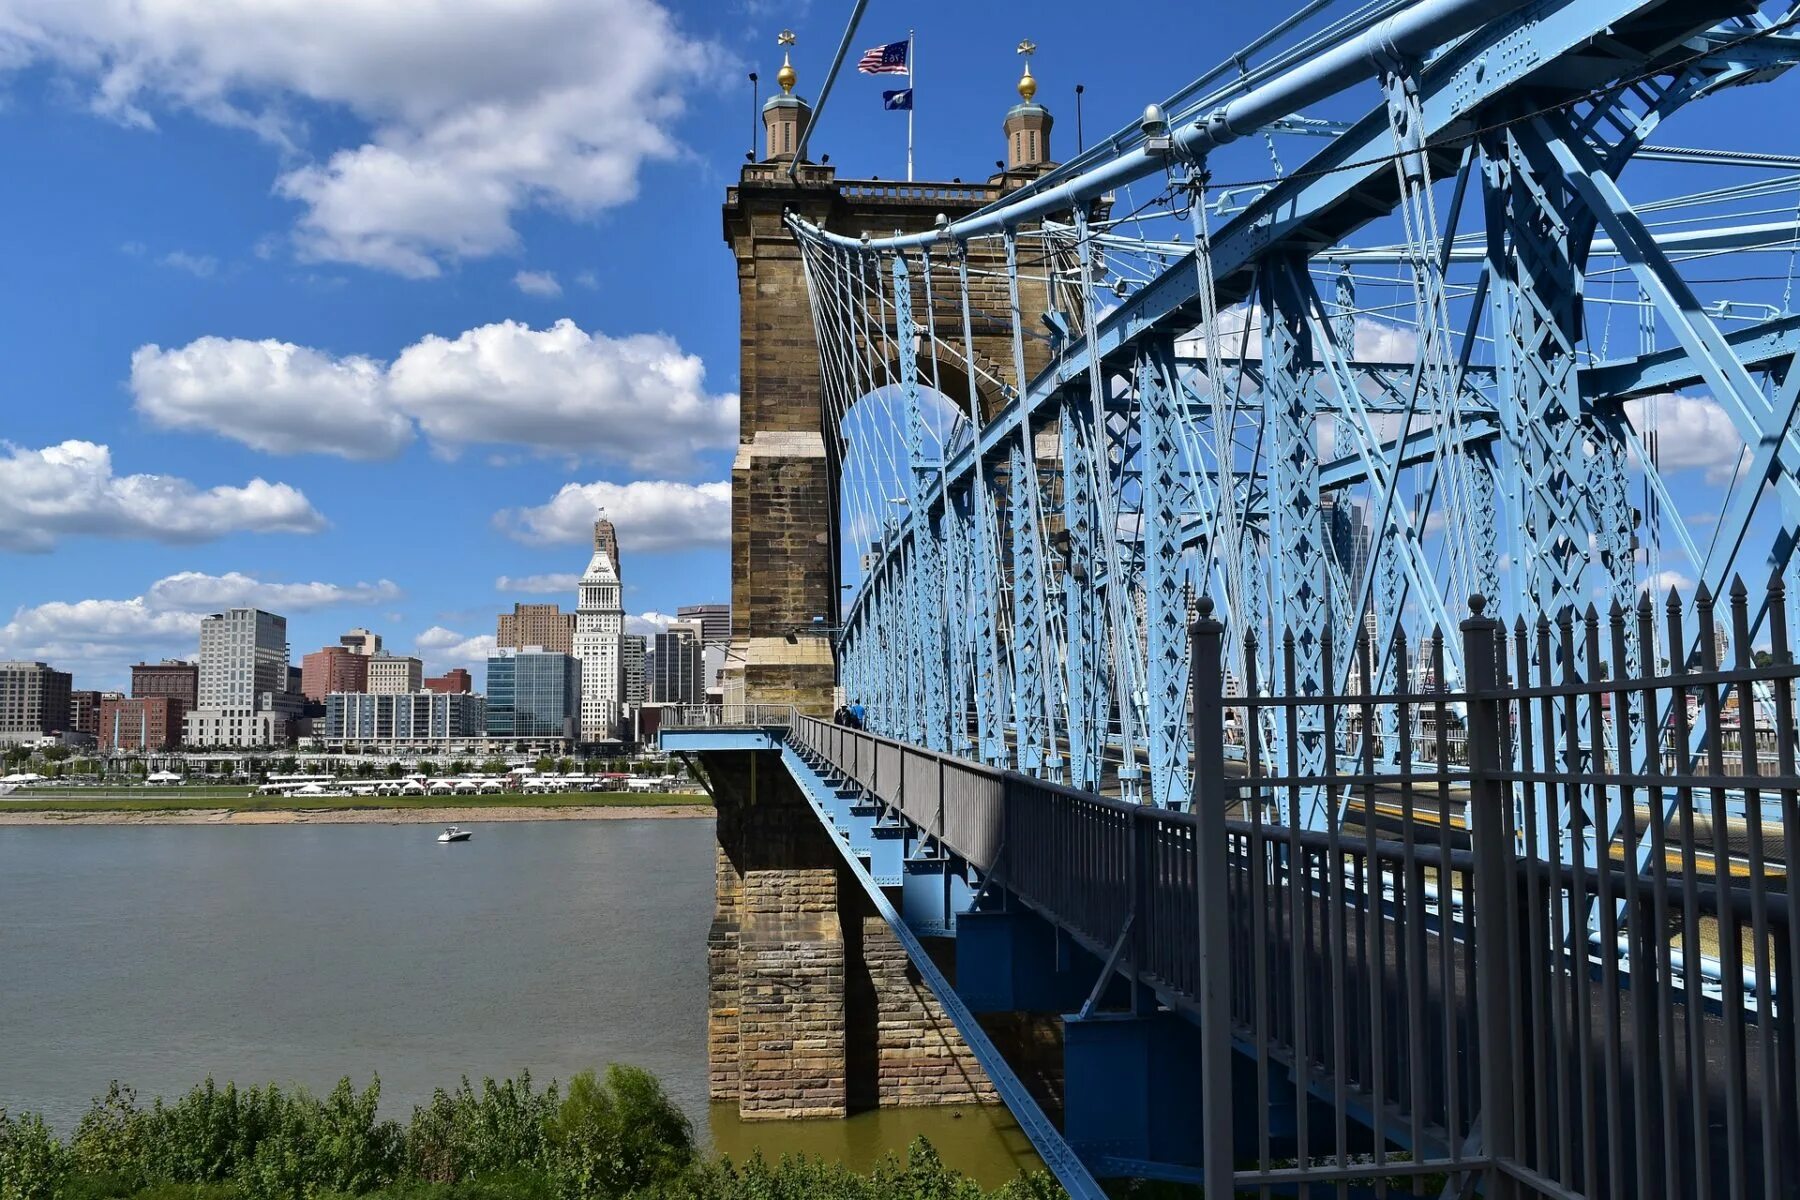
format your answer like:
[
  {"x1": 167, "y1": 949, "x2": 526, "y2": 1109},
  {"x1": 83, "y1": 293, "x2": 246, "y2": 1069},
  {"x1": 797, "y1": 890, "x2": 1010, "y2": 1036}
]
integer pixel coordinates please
[{"x1": 437, "y1": 827, "x2": 472, "y2": 843}]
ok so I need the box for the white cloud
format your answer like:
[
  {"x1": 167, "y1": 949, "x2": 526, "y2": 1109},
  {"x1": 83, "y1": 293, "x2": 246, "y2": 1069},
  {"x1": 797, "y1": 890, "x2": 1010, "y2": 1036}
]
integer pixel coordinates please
[
  {"x1": 388, "y1": 320, "x2": 736, "y2": 471},
  {"x1": 494, "y1": 479, "x2": 729, "y2": 551},
  {"x1": 1622, "y1": 393, "x2": 1744, "y2": 484},
  {"x1": 145, "y1": 571, "x2": 400, "y2": 612},
  {"x1": 574, "y1": 270, "x2": 598, "y2": 290},
  {"x1": 132, "y1": 337, "x2": 413, "y2": 459},
  {"x1": 513, "y1": 270, "x2": 561, "y2": 297},
  {"x1": 495, "y1": 573, "x2": 580, "y2": 594},
  {"x1": 0, "y1": 440, "x2": 323, "y2": 551},
  {"x1": 0, "y1": 1, "x2": 716, "y2": 277},
  {"x1": 129, "y1": 320, "x2": 735, "y2": 469},
  {"x1": 1641, "y1": 569, "x2": 1697, "y2": 597},
  {"x1": 625, "y1": 610, "x2": 677, "y2": 636},
  {"x1": 415, "y1": 626, "x2": 498, "y2": 675},
  {"x1": 0, "y1": 571, "x2": 406, "y2": 688},
  {"x1": 161, "y1": 250, "x2": 218, "y2": 277}
]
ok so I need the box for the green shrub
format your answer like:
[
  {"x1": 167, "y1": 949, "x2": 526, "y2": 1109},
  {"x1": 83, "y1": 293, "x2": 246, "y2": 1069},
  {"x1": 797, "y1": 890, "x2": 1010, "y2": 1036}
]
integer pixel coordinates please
[
  {"x1": 544, "y1": 1068, "x2": 692, "y2": 1199},
  {"x1": 403, "y1": 1074, "x2": 555, "y2": 1185},
  {"x1": 0, "y1": 1110, "x2": 67, "y2": 1200}
]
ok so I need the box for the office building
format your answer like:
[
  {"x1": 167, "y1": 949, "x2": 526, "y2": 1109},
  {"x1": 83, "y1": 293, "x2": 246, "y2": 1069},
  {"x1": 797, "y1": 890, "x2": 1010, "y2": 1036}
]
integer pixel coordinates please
[
  {"x1": 0, "y1": 661, "x2": 72, "y2": 746},
  {"x1": 367, "y1": 654, "x2": 423, "y2": 694},
  {"x1": 184, "y1": 708, "x2": 291, "y2": 747},
  {"x1": 340, "y1": 627, "x2": 382, "y2": 657},
  {"x1": 99, "y1": 696, "x2": 186, "y2": 752},
  {"x1": 186, "y1": 608, "x2": 291, "y2": 747},
  {"x1": 301, "y1": 646, "x2": 368, "y2": 701},
  {"x1": 678, "y1": 603, "x2": 731, "y2": 644},
  {"x1": 574, "y1": 514, "x2": 625, "y2": 741},
  {"x1": 497, "y1": 603, "x2": 575, "y2": 654},
  {"x1": 196, "y1": 609, "x2": 288, "y2": 711},
  {"x1": 621, "y1": 634, "x2": 647, "y2": 708},
  {"x1": 68, "y1": 690, "x2": 104, "y2": 737},
  {"x1": 486, "y1": 648, "x2": 581, "y2": 743},
  {"x1": 425, "y1": 669, "x2": 473, "y2": 694},
  {"x1": 649, "y1": 623, "x2": 704, "y2": 704},
  {"x1": 131, "y1": 660, "x2": 198, "y2": 708},
  {"x1": 322, "y1": 691, "x2": 487, "y2": 749}
]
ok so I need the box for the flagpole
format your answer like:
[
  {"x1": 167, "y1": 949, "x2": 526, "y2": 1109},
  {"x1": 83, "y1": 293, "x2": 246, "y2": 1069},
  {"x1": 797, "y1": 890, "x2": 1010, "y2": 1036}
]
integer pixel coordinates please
[{"x1": 906, "y1": 29, "x2": 915, "y2": 182}]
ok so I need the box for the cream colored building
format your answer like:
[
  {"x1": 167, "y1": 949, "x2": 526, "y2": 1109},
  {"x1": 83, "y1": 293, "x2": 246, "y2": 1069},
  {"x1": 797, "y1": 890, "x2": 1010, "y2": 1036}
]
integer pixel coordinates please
[
  {"x1": 366, "y1": 655, "x2": 423, "y2": 694},
  {"x1": 574, "y1": 514, "x2": 625, "y2": 741}
]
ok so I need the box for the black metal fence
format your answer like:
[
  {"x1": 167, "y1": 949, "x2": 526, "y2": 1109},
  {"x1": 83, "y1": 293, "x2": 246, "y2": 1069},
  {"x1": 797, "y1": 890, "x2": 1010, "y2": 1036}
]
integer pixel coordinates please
[
  {"x1": 1199, "y1": 580, "x2": 1797, "y2": 1198},
  {"x1": 769, "y1": 579, "x2": 1798, "y2": 1196}
]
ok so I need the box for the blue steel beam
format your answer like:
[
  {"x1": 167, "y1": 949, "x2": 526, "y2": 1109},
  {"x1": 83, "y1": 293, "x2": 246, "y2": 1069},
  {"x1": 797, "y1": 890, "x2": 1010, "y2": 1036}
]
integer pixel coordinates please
[
  {"x1": 1060, "y1": 388, "x2": 1104, "y2": 791},
  {"x1": 1139, "y1": 338, "x2": 1192, "y2": 809}
]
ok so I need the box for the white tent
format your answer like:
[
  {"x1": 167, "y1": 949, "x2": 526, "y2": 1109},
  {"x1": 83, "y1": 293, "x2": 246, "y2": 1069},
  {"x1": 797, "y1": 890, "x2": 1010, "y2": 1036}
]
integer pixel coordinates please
[{"x1": 147, "y1": 771, "x2": 182, "y2": 784}]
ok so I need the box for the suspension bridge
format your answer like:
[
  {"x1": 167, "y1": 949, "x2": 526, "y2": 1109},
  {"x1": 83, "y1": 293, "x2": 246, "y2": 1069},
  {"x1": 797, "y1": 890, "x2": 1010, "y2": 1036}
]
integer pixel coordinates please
[{"x1": 669, "y1": 0, "x2": 1800, "y2": 1194}]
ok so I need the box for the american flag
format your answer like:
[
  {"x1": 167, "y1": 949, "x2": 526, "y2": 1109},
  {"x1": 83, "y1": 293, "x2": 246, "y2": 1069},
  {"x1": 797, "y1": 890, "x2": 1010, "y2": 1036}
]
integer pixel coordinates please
[{"x1": 857, "y1": 39, "x2": 909, "y2": 75}]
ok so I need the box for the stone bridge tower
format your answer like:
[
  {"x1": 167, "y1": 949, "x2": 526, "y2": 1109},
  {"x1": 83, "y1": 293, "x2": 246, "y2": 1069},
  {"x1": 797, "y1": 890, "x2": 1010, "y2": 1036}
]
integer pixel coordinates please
[
  {"x1": 705, "y1": 40, "x2": 1062, "y2": 1122},
  {"x1": 720, "y1": 42, "x2": 1060, "y2": 714}
]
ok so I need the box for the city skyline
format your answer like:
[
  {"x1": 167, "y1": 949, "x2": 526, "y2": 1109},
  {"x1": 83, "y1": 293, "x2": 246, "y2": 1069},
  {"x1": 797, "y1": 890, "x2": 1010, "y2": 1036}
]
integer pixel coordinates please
[{"x1": 0, "y1": 0, "x2": 1143, "y2": 698}]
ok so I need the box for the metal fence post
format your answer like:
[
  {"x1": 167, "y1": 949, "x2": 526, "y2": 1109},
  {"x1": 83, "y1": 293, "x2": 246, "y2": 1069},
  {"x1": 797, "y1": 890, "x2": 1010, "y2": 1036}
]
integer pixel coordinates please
[
  {"x1": 1461, "y1": 595, "x2": 1518, "y2": 1195},
  {"x1": 1189, "y1": 600, "x2": 1233, "y2": 1197}
]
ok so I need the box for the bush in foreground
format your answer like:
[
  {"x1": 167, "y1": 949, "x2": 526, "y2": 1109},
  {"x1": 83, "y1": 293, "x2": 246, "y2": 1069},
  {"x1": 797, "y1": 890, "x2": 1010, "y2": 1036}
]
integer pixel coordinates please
[{"x1": 0, "y1": 1069, "x2": 1057, "y2": 1200}]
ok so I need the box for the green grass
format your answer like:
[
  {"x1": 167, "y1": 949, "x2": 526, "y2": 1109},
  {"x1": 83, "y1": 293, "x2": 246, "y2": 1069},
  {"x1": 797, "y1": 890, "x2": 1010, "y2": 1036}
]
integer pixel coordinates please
[{"x1": 0, "y1": 790, "x2": 709, "y2": 814}]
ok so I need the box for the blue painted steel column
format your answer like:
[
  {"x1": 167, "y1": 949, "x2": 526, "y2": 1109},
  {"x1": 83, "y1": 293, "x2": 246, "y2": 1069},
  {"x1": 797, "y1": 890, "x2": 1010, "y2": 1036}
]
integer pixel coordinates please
[
  {"x1": 947, "y1": 489, "x2": 976, "y2": 758},
  {"x1": 1482, "y1": 125, "x2": 1589, "y2": 625},
  {"x1": 956, "y1": 250, "x2": 1008, "y2": 766},
  {"x1": 1060, "y1": 388, "x2": 1103, "y2": 791},
  {"x1": 893, "y1": 253, "x2": 948, "y2": 749},
  {"x1": 1004, "y1": 229, "x2": 1061, "y2": 779},
  {"x1": 1261, "y1": 257, "x2": 1328, "y2": 820},
  {"x1": 1008, "y1": 434, "x2": 1053, "y2": 772},
  {"x1": 1140, "y1": 339, "x2": 1192, "y2": 809}
]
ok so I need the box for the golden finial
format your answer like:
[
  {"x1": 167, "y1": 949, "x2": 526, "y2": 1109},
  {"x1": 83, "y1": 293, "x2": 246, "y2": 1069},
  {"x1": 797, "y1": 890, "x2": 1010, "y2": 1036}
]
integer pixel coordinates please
[
  {"x1": 1016, "y1": 39, "x2": 1038, "y2": 104},
  {"x1": 777, "y1": 29, "x2": 798, "y2": 95}
]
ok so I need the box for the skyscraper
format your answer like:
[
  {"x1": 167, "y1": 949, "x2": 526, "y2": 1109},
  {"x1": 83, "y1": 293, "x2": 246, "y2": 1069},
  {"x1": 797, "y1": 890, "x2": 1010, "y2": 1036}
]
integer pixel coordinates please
[
  {"x1": 649, "y1": 621, "x2": 704, "y2": 704},
  {"x1": 197, "y1": 609, "x2": 288, "y2": 712},
  {"x1": 677, "y1": 603, "x2": 731, "y2": 644},
  {"x1": 621, "y1": 634, "x2": 647, "y2": 707},
  {"x1": 186, "y1": 608, "x2": 292, "y2": 747},
  {"x1": 574, "y1": 513, "x2": 625, "y2": 741},
  {"x1": 486, "y1": 648, "x2": 581, "y2": 743},
  {"x1": 496, "y1": 603, "x2": 575, "y2": 654}
]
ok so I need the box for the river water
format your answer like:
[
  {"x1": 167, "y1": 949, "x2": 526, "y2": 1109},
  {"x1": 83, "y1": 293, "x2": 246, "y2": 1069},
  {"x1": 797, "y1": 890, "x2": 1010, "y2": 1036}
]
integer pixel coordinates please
[{"x1": 0, "y1": 820, "x2": 1039, "y2": 1186}]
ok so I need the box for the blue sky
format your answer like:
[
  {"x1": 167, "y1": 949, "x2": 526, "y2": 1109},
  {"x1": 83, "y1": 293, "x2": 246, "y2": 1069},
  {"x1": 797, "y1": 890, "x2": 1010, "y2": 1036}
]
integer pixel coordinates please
[
  {"x1": 0, "y1": 0, "x2": 1235, "y2": 690},
  {"x1": 0, "y1": 0, "x2": 1788, "y2": 689}
]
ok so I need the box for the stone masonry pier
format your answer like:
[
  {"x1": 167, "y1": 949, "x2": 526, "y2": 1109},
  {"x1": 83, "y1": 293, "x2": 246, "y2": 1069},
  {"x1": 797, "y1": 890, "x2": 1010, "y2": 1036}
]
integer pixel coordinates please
[{"x1": 700, "y1": 749, "x2": 996, "y2": 1118}]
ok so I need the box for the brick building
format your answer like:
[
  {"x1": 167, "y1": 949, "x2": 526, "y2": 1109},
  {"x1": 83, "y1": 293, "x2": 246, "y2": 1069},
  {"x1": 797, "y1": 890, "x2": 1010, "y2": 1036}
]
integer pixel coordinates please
[
  {"x1": 300, "y1": 646, "x2": 369, "y2": 702},
  {"x1": 99, "y1": 696, "x2": 186, "y2": 751},
  {"x1": 131, "y1": 660, "x2": 198, "y2": 708},
  {"x1": 68, "y1": 689, "x2": 105, "y2": 737},
  {"x1": 497, "y1": 603, "x2": 575, "y2": 654},
  {"x1": 424, "y1": 669, "x2": 473, "y2": 694}
]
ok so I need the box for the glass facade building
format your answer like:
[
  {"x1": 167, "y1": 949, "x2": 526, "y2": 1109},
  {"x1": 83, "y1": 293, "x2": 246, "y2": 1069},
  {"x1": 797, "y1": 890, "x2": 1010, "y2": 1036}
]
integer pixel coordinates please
[{"x1": 485, "y1": 648, "x2": 581, "y2": 741}]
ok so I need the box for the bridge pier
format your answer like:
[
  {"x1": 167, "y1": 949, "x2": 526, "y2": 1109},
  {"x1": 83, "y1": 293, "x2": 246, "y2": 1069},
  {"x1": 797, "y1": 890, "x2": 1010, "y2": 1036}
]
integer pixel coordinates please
[{"x1": 700, "y1": 749, "x2": 997, "y2": 1119}]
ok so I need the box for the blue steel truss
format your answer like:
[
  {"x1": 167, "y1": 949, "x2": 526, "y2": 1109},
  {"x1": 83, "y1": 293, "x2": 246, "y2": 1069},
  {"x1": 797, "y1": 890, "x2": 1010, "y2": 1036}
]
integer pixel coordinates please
[{"x1": 805, "y1": 0, "x2": 1800, "y2": 841}]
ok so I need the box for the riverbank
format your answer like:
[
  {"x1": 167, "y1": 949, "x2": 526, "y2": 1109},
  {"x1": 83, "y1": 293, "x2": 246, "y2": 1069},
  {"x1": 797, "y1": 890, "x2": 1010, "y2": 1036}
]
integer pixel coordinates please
[{"x1": 0, "y1": 796, "x2": 711, "y2": 825}]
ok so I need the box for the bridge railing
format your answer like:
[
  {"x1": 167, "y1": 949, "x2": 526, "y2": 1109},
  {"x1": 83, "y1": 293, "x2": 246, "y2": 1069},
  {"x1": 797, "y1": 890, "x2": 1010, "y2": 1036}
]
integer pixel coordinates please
[
  {"x1": 1197, "y1": 583, "x2": 1798, "y2": 1199},
  {"x1": 658, "y1": 704, "x2": 797, "y2": 729}
]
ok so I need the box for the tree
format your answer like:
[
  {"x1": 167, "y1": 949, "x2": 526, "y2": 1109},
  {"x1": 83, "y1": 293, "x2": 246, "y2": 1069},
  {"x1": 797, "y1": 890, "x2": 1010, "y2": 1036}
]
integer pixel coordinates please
[
  {"x1": 41, "y1": 745, "x2": 71, "y2": 763},
  {"x1": 546, "y1": 1066, "x2": 694, "y2": 1199},
  {"x1": 417, "y1": 761, "x2": 438, "y2": 777},
  {"x1": 557, "y1": 757, "x2": 574, "y2": 775},
  {"x1": 535, "y1": 756, "x2": 554, "y2": 773},
  {"x1": 385, "y1": 762, "x2": 404, "y2": 779},
  {"x1": 481, "y1": 758, "x2": 509, "y2": 775},
  {"x1": 449, "y1": 760, "x2": 469, "y2": 776}
]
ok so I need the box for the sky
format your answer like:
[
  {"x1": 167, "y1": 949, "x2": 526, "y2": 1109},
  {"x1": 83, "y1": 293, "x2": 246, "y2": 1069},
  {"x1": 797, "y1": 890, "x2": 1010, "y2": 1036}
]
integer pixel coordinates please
[
  {"x1": 0, "y1": 0, "x2": 1252, "y2": 691},
  {"x1": 0, "y1": 0, "x2": 1790, "y2": 690}
]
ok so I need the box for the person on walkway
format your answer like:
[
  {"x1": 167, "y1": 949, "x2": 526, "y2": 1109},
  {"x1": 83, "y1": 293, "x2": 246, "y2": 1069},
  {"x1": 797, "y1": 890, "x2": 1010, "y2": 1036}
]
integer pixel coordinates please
[
  {"x1": 848, "y1": 700, "x2": 866, "y2": 729},
  {"x1": 834, "y1": 704, "x2": 853, "y2": 727}
]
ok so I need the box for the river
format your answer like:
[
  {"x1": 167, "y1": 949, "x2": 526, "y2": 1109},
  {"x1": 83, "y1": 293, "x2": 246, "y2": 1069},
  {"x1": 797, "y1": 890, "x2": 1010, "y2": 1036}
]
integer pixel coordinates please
[{"x1": 0, "y1": 820, "x2": 1040, "y2": 1186}]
